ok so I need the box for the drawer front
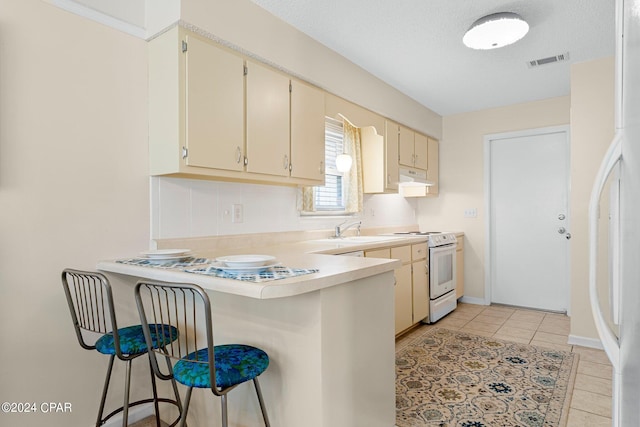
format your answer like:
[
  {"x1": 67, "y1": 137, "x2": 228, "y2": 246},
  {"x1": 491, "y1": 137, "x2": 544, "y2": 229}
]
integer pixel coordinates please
[
  {"x1": 412, "y1": 243, "x2": 428, "y2": 261},
  {"x1": 365, "y1": 248, "x2": 391, "y2": 259},
  {"x1": 391, "y1": 245, "x2": 412, "y2": 264}
]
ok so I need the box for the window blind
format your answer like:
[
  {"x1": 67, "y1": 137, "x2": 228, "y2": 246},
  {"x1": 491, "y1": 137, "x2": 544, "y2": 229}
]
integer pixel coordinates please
[{"x1": 314, "y1": 118, "x2": 346, "y2": 211}]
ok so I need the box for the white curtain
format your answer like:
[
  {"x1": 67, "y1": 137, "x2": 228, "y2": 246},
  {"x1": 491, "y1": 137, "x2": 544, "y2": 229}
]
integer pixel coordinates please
[{"x1": 342, "y1": 118, "x2": 363, "y2": 213}]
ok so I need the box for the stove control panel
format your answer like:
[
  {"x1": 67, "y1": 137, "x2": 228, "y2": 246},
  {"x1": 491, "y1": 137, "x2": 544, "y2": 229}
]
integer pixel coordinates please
[{"x1": 428, "y1": 233, "x2": 457, "y2": 247}]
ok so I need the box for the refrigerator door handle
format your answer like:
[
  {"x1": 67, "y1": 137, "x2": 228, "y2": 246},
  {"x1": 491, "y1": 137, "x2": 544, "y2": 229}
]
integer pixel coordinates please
[{"x1": 588, "y1": 130, "x2": 623, "y2": 371}]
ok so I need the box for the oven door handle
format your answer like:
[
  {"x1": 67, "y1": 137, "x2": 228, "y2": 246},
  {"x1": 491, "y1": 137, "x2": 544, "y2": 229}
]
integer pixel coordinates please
[{"x1": 429, "y1": 243, "x2": 457, "y2": 253}]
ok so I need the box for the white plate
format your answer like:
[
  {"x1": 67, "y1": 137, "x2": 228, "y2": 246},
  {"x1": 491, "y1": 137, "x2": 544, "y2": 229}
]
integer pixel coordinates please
[
  {"x1": 209, "y1": 262, "x2": 280, "y2": 273},
  {"x1": 215, "y1": 254, "x2": 276, "y2": 268},
  {"x1": 141, "y1": 249, "x2": 192, "y2": 258}
]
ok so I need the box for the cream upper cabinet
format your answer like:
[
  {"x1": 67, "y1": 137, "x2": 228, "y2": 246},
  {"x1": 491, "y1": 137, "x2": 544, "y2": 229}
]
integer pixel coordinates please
[
  {"x1": 413, "y1": 133, "x2": 429, "y2": 170},
  {"x1": 427, "y1": 137, "x2": 439, "y2": 195},
  {"x1": 183, "y1": 33, "x2": 245, "y2": 172},
  {"x1": 290, "y1": 80, "x2": 325, "y2": 182},
  {"x1": 385, "y1": 120, "x2": 400, "y2": 191},
  {"x1": 149, "y1": 26, "x2": 249, "y2": 177},
  {"x1": 149, "y1": 27, "x2": 324, "y2": 186},
  {"x1": 398, "y1": 125, "x2": 415, "y2": 168},
  {"x1": 398, "y1": 125, "x2": 429, "y2": 171},
  {"x1": 245, "y1": 60, "x2": 290, "y2": 177}
]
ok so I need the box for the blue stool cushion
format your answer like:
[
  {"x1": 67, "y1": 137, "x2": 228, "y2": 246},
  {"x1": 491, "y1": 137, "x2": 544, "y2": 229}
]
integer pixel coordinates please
[
  {"x1": 173, "y1": 344, "x2": 269, "y2": 389},
  {"x1": 95, "y1": 324, "x2": 178, "y2": 356}
]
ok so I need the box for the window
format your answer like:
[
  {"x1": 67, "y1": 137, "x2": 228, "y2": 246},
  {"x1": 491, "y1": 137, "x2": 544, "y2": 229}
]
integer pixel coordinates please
[
  {"x1": 315, "y1": 117, "x2": 347, "y2": 211},
  {"x1": 299, "y1": 117, "x2": 349, "y2": 214}
]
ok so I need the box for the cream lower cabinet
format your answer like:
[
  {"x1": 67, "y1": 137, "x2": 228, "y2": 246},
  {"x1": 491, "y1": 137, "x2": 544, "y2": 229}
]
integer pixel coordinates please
[
  {"x1": 456, "y1": 235, "x2": 465, "y2": 299},
  {"x1": 366, "y1": 242, "x2": 430, "y2": 335},
  {"x1": 149, "y1": 26, "x2": 324, "y2": 186},
  {"x1": 411, "y1": 243, "x2": 429, "y2": 323},
  {"x1": 391, "y1": 246, "x2": 413, "y2": 334}
]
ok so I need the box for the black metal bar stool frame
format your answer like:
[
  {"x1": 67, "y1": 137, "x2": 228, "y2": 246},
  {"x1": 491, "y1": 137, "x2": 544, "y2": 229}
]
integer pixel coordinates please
[{"x1": 62, "y1": 269, "x2": 183, "y2": 427}]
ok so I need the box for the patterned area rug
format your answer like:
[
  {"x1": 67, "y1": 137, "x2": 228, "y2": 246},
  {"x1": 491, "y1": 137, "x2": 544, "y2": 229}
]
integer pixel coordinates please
[{"x1": 396, "y1": 328, "x2": 578, "y2": 427}]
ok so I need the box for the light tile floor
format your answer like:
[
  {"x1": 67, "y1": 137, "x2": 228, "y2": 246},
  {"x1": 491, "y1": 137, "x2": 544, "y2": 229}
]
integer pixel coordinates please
[{"x1": 398, "y1": 303, "x2": 613, "y2": 427}]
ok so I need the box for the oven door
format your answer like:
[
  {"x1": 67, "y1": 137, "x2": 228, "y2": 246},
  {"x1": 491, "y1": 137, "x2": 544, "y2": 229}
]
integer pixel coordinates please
[{"x1": 429, "y1": 243, "x2": 457, "y2": 299}]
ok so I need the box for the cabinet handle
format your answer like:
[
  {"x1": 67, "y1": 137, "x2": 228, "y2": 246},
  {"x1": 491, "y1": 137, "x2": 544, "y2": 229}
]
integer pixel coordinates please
[
  {"x1": 283, "y1": 155, "x2": 289, "y2": 170},
  {"x1": 387, "y1": 174, "x2": 390, "y2": 185},
  {"x1": 236, "y1": 146, "x2": 242, "y2": 164},
  {"x1": 319, "y1": 160, "x2": 325, "y2": 174}
]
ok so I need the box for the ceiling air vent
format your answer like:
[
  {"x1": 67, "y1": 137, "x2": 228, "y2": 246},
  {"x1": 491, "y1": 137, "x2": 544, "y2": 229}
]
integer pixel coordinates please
[{"x1": 527, "y1": 52, "x2": 570, "y2": 68}]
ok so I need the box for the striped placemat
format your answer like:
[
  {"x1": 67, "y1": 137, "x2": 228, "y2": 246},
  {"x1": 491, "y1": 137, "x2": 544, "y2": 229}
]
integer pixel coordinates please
[{"x1": 185, "y1": 265, "x2": 319, "y2": 282}]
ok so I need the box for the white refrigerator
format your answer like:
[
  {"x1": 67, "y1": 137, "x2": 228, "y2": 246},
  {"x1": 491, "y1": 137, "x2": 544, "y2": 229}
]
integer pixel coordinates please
[{"x1": 589, "y1": 0, "x2": 640, "y2": 426}]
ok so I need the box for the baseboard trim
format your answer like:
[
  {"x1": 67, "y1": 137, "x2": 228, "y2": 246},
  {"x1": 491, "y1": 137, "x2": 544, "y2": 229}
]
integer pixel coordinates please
[
  {"x1": 459, "y1": 296, "x2": 487, "y2": 305},
  {"x1": 568, "y1": 334, "x2": 604, "y2": 350}
]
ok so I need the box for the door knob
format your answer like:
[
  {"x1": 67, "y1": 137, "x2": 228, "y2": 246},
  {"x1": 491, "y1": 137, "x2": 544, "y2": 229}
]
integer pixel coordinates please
[{"x1": 558, "y1": 227, "x2": 566, "y2": 234}]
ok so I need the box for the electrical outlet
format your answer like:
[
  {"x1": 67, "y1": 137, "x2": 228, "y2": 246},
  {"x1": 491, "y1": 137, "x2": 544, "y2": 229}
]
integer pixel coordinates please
[
  {"x1": 464, "y1": 208, "x2": 478, "y2": 218},
  {"x1": 232, "y1": 204, "x2": 243, "y2": 223}
]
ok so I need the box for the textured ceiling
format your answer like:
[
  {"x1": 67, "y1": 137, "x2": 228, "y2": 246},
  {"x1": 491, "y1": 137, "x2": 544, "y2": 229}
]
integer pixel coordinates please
[{"x1": 249, "y1": 0, "x2": 615, "y2": 116}]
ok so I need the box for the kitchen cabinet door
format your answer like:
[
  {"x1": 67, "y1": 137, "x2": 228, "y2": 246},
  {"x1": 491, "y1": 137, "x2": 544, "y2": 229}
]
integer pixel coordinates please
[
  {"x1": 414, "y1": 132, "x2": 429, "y2": 170},
  {"x1": 290, "y1": 80, "x2": 325, "y2": 183},
  {"x1": 184, "y1": 34, "x2": 245, "y2": 172},
  {"x1": 427, "y1": 137, "x2": 439, "y2": 195},
  {"x1": 398, "y1": 125, "x2": 415, "y2": 168},
  {"x1": 385, "y1": 120, "x2": 400, "y2": 191},
  {"x1": 412, "y1": 261, "x2": 429, "y2": 322},
  {"x1": 246, "y1": 60, "x2": 290, "y2": 177},
  {"x1": 394, "y1": 264, "x2": 413, "y2": 334},
  {"x1": 456, "y1": 236, "x2": 465, "y2": 299},
  {"x1": 392, "y1": 245, "x2": 413, "y2": 334}
]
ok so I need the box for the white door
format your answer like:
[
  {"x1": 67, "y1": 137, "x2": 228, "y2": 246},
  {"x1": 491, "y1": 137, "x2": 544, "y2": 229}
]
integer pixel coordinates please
[{"x1": 488, "y1": 127, "x2": 570, "y2": 312}]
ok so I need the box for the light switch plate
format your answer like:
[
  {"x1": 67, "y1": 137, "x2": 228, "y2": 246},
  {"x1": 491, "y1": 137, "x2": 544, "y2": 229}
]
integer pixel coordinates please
[
  {"x1": 232, "y1": 204, "x2": 243, "y2": 223},
  {"x1": 464, "y1": 208, "x2": 478, "y2": 218}
]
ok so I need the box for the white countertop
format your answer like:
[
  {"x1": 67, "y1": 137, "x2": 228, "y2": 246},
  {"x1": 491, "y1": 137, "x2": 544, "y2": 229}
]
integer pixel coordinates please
[{"x1": 97, "y1": 234, "x2": 438, "y2": 299}]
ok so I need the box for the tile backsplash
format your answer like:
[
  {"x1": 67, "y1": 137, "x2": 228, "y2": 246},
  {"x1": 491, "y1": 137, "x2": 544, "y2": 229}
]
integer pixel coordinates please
[{"x1": 151, "y1": 177, "x2": 418, "y2": 239}]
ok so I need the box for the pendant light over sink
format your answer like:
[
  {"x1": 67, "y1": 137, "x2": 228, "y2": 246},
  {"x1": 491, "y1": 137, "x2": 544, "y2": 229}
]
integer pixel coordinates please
[
  {"x1": 463, "y1": 12, "x2": 529, "y2": 50},
  {"x1": 335, "y1": 151, "x2": 353, "y2": 172}
]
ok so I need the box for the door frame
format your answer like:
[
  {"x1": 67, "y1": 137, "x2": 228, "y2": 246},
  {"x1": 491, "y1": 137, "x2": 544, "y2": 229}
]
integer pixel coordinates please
[{"x1": 483, "y1": 125, "x2": 572, "y2": 314}]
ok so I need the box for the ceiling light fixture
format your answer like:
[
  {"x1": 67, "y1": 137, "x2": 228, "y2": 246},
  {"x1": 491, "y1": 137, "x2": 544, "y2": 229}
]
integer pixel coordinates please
[{"x1": 463, "y1": 12, "x2": 529, "y2": 50}]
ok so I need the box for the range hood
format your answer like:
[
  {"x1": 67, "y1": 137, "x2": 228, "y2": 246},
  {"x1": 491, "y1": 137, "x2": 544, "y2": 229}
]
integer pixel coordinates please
[{"x1": 398, "y1": 167, "x2": 434, "y2": 197}]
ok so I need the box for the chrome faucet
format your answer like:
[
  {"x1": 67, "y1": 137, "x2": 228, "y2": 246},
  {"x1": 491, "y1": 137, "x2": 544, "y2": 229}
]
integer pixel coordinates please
[{"x1": 334, "y1": 220, "x2": 362, "y2": 238}]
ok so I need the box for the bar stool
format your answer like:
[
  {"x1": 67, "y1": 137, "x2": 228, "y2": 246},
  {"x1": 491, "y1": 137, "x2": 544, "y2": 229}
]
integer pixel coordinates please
[
  {"x1": 62, "y1": 269, "x2": 183, "y2": 427},
  {"x1": 134, "y1": 280, "x2": 271, "y2": 427}
]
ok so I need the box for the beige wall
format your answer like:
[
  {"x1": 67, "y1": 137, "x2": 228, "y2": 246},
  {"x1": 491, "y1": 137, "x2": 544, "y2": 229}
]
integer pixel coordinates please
[
  {"x1": 0, "y1": 1, "x2": 150, "y2": 425},
  {"x1": 418, "y1": 97, "x2": 571, "y2": 304},
  {"x1": 569, "y1": 57, "x2": 615, "y2": 340}
]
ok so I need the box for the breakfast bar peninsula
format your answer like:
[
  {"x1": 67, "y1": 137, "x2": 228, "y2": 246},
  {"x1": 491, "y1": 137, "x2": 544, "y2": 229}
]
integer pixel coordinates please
[{"x1": 98, "y1": 249, "x2": 400, "y2": 427}]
